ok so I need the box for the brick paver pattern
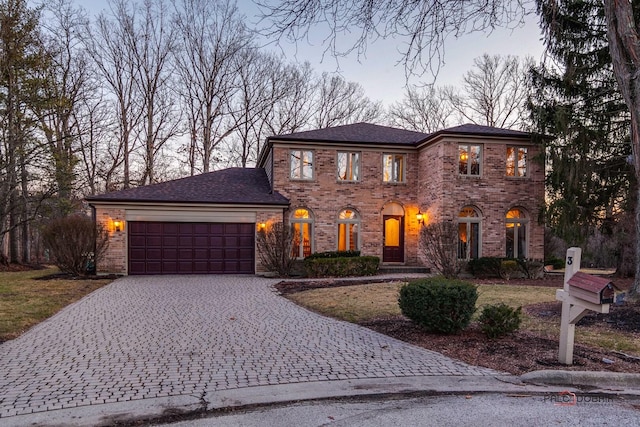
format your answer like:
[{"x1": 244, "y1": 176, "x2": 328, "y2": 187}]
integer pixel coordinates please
[{"x1": 0, "y1": 276, "x2": 500, "y2": 418}]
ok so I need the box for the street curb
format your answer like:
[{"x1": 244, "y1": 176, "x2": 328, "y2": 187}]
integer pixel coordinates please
[{"x1": 520, "y1": 370, "x2": 640, "y2": 392}]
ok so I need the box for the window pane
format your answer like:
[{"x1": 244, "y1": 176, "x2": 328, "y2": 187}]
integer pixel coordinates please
[
  {"x1": 302, "y1": 151, "x2": 313, "y2": 179},
  {"x1": 459, "y1": 146, "x2": 468, "y2": 174},
  {"x1": 350, "y1": 223, "x2": 358, "y2": 251},
  {"x1": 506, "y1": 224, "x2": 515, "y2": 258},
  {"x1": 338, "y1": 152, "x2": 360, "y2": 181},
  {"x1": 351, "y1": 153, "x2": 360, "y2": 181},
  {"x1": 517, "y1": 223, "x2": 527, "y2": 258},
  {"x1": 302, "y1": 223, "x2": 311, "y2": 257},
  {"x1": 470, "y1": 223, "x2": 479, "y2": 259},
  {"x1": 337, "y1": 152, "x2": 347, "y2": 180},
  {"x1": 470, "y1": 145, "x2": 480, "y2": 175},
  {"x1": 458, "y1": 222, "x2": 468, "y2": 259},
  {"x1": 383, "y1": 154, "x2": 403, "y2": 182},
  {"x1": 338, "y1": 223, "x2": 347, "y2": 251},
  {"x1": 506, "y1": 146, "x2": 516, "y2": 176},
  {"x1": 290, "y1": 151, "x2": 301, "y2": 178},
  {"x1": 384, "y1": 218, "x2": 400, "y2": 246},
  {"x1": 517, "y1": 147, "x2": 527, "y2": 177}
]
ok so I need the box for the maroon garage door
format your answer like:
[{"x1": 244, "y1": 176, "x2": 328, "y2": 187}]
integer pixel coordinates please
[{"x1": 128, "y1": 222, "x2": 255, "y2": 275}]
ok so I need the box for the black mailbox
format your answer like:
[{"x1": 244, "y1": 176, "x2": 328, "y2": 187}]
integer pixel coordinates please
[{"x1": 567, "y1": 271, "x2": 618, "y2": 305}]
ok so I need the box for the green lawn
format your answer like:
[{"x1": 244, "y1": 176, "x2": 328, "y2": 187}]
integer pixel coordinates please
[{"x1": 0, "y1": 268, "x2": 113, "y2": 342}]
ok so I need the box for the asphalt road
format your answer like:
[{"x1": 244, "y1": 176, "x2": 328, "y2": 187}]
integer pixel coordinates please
[{"x1": 156, "y1": 392, "x2": 640, "y2": 427}]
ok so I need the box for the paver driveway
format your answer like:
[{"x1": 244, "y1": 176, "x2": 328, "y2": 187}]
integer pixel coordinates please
[{"x1": 0, "y1": 275, "x2": 500, "y2": 419}]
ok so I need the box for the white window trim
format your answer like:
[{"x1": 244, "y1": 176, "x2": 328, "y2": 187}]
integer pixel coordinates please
[
  {"x1": 458, "y1": 208, "x2": 482, "y2": 260},
  {"x1": 337, "y1": 209, "x2": 361, "y2": 251},
  {"x1": 291, "y1": 209, "x2": 314, "y2": 259},
  {"x1": 289, "y1": 149, "x2": 315, "y2": 180},
  {"x1": 506, "y1": 211, "x2": 529, "y2": 259},
  {"x1": 382, "y1": 153, "x2": 407, "y2": 183},
  {"x1": 337, "y1": 151, "x2": 361, "y2": 182},
  {"x1": 506, "y1": 146, "x2": 529, "y2": 178},
  {"x1": 458, "y1": 143, "x2": 483, "y2": 177}
]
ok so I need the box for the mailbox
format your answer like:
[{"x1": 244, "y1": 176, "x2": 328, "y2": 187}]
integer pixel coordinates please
[{"x1": 567, "y1": 271, "x2": 618, "y2": 305}]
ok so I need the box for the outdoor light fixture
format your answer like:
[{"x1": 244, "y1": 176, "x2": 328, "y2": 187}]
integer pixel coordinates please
[
  {"x1": 113, "y1": 220, "x2": 123, "y2": 232},
  {"x1": 416, "y1": 210, "x2": 424, "y2": 225},
  {"x1": 258, "y1": 222, "x2": 266, "y2": 231}
]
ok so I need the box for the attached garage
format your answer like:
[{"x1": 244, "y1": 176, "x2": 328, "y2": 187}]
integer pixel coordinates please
[
  {"x1": 86, "y1": 168, "x2": 289, "y2": 276},
  {"x1": 128, "y1": 221, "x2": 255, "y2": 275}
]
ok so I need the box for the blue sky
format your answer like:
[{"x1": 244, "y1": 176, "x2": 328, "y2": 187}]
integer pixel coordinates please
[{"x1": 81, "y1": 0, "x2": 546, "y2": 106}]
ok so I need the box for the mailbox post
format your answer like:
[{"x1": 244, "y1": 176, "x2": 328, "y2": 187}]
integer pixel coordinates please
[{"x1": 556, "y1": 247, "x2": 619, "y2": 364}]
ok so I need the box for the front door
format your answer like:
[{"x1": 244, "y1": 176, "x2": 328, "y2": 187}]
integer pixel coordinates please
[{"x1": 383, "y1": 215, "x2": 404, "y2": 262}]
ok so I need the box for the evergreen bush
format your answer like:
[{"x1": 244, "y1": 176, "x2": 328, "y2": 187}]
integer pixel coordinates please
[
  {"x1": 478, "y1": 303, "x2": 522, "y2": 338},
  {"x1": 398, "y1": 277, "x2": 478, "y2": 334}
]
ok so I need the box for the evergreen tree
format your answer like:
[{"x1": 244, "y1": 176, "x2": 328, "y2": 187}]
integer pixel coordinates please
[{"x1": 530, "y1": 0, "x2": 635, "y2": 273}]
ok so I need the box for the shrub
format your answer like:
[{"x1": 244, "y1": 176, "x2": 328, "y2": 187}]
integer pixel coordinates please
[
  {"x1": 478, "y1": 303, "x2": 522, "y2": 339},
  {"x1": 256, "y1": 222, "x2": 296, "y2": 277},
  {"x1": 304, "y1": 256, "x2": 379, "y2": 277},
  {"x1": 499, "y1": 260, "x2": 521, "y2": 280},
  {"x1": 515, "y1": 258, "x2": 545, "y2": 279},
  {"x1": 305, "y1": 250, "x2": 360, "y2": 260},
  {"x1": 467, "y1": 257, "x2": 504, "y2": 278},
  {"x1": 41, "y1": 214, "x2": 109, "y2": 276},
  {"x1": 398, "y1": 277, "x2": 478, "y2": 334},
  {"x1": 419, "y1": 221, "x2": 460, "y2": 278}
]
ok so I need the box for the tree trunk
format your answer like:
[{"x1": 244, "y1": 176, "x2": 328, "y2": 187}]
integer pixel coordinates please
[{"x1": 604, "y1": 0, "x2": 640, "y2": 297}]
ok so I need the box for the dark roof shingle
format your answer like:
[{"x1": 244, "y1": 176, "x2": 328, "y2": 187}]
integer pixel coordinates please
[
  {"x1": 86, "y1": 168, "x2": 289, "y2": 205},
  {"x1": 269, "y1": 122, "x2": 431, "y2": 145}
]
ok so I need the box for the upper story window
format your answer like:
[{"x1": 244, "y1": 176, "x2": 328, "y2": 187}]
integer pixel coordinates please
[
  {"x1": 337, "y1": 152, "x2": 360, "y2": 181},
  {"x1": 383, "y1": 154, "x2": 405, "y2": 183},
  {"x1": 506, "y1": 146, "x2": 528, "y2": 177},
  {"x1": 290, "y1": 150, "x2": 314, "y2": 180},
  {"x1": 459, "y1": 144, "x2": 481, "y2": 176}
]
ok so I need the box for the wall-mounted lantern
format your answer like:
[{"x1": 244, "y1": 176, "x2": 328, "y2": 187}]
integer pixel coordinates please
[
  {"x1": 416, "y1": 210, "x2": 424, "y2": 225},
  {"x1": 257, "y1": 222, "x2": 267, "y2": 231},
  {"x1": 109, "y1": 219, "x2": 125, "y2": 232}
]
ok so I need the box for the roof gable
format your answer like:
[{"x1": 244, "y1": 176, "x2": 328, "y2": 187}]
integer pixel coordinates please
[{"x1": 86, "y1": 168, "x2": 289, "y2": 206}]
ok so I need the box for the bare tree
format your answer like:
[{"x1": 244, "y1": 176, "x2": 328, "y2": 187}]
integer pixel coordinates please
[
  {"x1": 258, "y1": 0, "x2": 528, "y2": 79},
  {"x1": 84, "y1": 0, "x2": 143, "y2": 189},
  {"x1": 173, "y1": 0, "x2": 251, "y2": 173},
  {"x1": 35, "y1": 0, "x2": 91, "y2": 212},
  {"x1": 262, "y1": 60, "x2": 316, "y2": 136},
  {"x1": 445, "y1": 54, "x2": 532, "y2": 129},
  {"x1": 312, "y1": 72, "x2": 382, "y2": 128},
  {"x1": 131, "y1": 0, "x2": 181, "y2": 185},
  {"x1": 387, "y1": 85, "x2": 454, "y2": 133},
  {"x1": 419, "y1": 221, "x2": 460, "y2": 279}
]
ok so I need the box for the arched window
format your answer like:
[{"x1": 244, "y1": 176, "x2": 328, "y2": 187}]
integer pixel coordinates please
[
  {"x1": 458, "y1": 206, "x2": 481, "y2": 260},
  {"x1": 506, "y1": 208, "x2": 528, "y2": 258},
  {"x1": 338, "y1": 209, "x2": 360, "y2": 251},
  {"x1": 291, "y1": 208, "x2": 313, "y2": 258}
]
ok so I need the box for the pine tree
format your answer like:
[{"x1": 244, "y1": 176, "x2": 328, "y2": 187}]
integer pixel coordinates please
[{"x1": 530, "y1": 0, "x2": 635, "y2": 274}]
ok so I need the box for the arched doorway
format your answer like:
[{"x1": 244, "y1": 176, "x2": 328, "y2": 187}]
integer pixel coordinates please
[{"x1": 382, "y1": 203, "x2": 404, "y2": 263}]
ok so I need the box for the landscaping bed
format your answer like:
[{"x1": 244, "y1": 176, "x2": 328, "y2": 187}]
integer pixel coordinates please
[{"x1": 276, "y1": 275, "x2": 640, "y2": 375}]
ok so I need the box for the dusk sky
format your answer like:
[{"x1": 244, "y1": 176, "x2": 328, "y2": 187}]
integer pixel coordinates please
[{"x1": 82, "y1": 0, "x2": 546, "y2": 106}]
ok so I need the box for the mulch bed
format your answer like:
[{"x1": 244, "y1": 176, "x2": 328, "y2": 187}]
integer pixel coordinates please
[{"x1": 277, "y1": 274, "x2": 640, "y2": 375}]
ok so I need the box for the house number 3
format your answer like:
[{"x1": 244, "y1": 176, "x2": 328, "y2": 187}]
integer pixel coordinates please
[{"x1": 567, "y1": 257, "x2": 573, "y2": 266}]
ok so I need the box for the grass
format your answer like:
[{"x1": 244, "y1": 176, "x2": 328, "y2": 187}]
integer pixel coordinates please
[
  {"x1": 288, "y1": 280, "x2": 640, "y2": 355},
  {"x1": 0, "y1": 267, "x2": 113, "y2": 342}
]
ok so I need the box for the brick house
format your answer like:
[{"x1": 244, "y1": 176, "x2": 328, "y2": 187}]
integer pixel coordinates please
[{"x1": 87, "y1": 122, "x2": 544, "y2": 275}]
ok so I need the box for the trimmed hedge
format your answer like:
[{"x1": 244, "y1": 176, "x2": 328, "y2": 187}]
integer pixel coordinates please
[
  {"x1": 304, "y1": 250, "x2": 361, "y2": 260},
  {"x1": 303, "y1": 256, "x2": 379, "y2": 277},
  {"x1": 398, "y1": 277, "x2": 478, "y2": 334}
]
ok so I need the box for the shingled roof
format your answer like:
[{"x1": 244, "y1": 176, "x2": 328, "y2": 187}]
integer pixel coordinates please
[
  {"x1": 85, "y1": 168, "x2": 289, "y2": 206},
  {"x1": 268, "y1": 122, "x2": 431, "y2": 145},
  {"x1": 423, "y1": 124, "x2": 532, "y2": 141}
]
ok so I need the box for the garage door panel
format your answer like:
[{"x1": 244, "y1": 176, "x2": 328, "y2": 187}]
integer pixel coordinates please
[{"x1": 128, "y1": 221, "x2": 254, "y2": 275}]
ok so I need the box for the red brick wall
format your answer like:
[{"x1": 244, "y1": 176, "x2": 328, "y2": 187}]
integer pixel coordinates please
[{"x1": 272, "y1": 144, "x2": 421, "y2": 264}]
